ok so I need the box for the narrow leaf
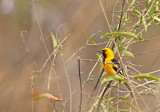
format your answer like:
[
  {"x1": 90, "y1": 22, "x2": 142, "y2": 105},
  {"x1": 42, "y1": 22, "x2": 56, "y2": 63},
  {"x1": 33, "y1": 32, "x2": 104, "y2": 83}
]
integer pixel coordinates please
[
  {"x1": 116, "y1": 15, "x2": 121, "y2": 19},
  {"x1": 127, "y1": 102, "x2": 139, "y2": 112},
  {"x1": 88, "y1": 33, "x2": 96, "y2": 40},
  {"x1": 89, "y1": 40, "x2": 96, "y2": 44},
  {"x1": 134, "y1": 74, "x2": 160, "y2": 81},
  {"x1": 122, "y1": 50, "x2": 135, "y2": 58},
  {"x1": 106, "y1": 97, "x2": 115, "y2": 103},
  {"x1": 145, "y1": 0, "x2": 149, "y2": 8},
  {"x1": 115, "y1": 75, "x2": 125, "y2": 82},
  {"x1": 103, "y1": 32, "x2": 139, "y2": 40},
  {"x1": 119, "y1": 96, "x2": 128, "y2": 100},
  {"x1": 88, "y1": 78, "x2": 94, "y2": 81},
  {"x1": 51, "y1": 32, "x2": 57, "y2": 49},
  {"x1": 119, "y1": 109, "x2": 129, "y2": 112},
  {"x1": 128, "y1": 0, "x2": 131, "y2": 4},
  {"x1": 133, "y1": 10, "x2": 141, "y2": 17},
  {"x1": 153, "y1": 16, "x2": 160, "y2": 22},
  {"x1": 101, "y1": 76, "x2": 115, "y2": 84}
]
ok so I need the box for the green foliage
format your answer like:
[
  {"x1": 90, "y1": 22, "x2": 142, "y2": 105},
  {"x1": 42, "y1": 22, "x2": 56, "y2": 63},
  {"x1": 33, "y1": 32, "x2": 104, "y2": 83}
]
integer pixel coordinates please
[
  {"x1": 119, "y1": 109, "x2": 129, "y2": 112},
  {"x1": 122, "y1": 50, "x2": 135, "y2": 58},
  {"x1": 127, "y1": 102, "x2": 139, "y2": 112},
  {"x1": 102, "y1": 32, "x2": 139, "y2": 40},
  {"x1": 30, "y1": 70, "x2": 37, "y2": 80},
  {"x1": 88, "y1": 34, "x2": 97, "y2": 44},
  {"x1": 101, "y1": 75, "x2": 125, "y2": 84},
  {"x1": 87, "y1": 78, "x2": 94, "y2": 81},
  {"x1": 134, "y1": 74, "x2": 160, "y2": 81},
  {"x1": 101, "y1": 76, "x2": 115, "y2": 84},
  {"x1": 89, "y1": 40, "x2": 96, "y2": 44},
  {"x1": 93, "y1": 0, "x2": 160, "y2": 111},
  {"x1": 51, "y1": 32, "x2": 57, "y2": 49}
]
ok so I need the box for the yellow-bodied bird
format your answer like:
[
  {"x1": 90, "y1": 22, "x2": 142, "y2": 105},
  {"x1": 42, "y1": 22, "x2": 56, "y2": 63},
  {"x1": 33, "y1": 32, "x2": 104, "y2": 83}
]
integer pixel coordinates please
[{"x1": 98, "y1": 48, "x2": 133, "y2": 97}]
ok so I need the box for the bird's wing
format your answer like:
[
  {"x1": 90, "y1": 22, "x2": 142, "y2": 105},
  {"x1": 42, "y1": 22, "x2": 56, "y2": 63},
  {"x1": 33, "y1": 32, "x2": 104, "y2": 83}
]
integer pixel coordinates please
[{"x1": 111, "y1": 58, "x2": 124, "y2": 76}]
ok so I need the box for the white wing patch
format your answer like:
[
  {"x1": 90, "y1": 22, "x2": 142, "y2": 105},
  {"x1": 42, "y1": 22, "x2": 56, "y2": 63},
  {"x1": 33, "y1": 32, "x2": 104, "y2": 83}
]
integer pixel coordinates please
[{"x1": 119, "y1": 70, "x2": 124, "y2": 76}]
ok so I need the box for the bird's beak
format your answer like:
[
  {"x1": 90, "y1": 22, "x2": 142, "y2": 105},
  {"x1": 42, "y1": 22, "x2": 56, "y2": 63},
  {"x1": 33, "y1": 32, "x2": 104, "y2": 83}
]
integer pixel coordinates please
[{"x1": 97, "y1": 50, "x2": 103, "y2": 53}]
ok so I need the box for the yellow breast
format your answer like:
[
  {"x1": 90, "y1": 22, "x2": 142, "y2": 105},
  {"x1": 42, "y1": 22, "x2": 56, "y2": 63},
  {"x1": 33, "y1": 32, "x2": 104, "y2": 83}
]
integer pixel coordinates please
[{"x1": 103, "y1": 59, "x2": 116, "y2": 76}]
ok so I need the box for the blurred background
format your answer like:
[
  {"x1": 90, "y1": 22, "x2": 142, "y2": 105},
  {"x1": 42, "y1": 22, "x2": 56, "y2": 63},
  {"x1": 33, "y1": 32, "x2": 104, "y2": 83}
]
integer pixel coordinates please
[{"x1": 0, "y1": 0, "x2": 160, "y2": 112}]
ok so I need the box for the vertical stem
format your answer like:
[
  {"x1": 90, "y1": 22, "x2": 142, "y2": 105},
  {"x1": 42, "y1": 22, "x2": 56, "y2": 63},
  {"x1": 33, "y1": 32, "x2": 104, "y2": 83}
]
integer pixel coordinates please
[
  {"x1": 117, "y1": 82, "x2": 119, "y2": 112},
  {"x1": 78, "y1": 58, "x2": 82, "y2": 112},
  {"x1": 61, "y1": 56, "x2": 72, "y2": 112},
  {"x1": 93, "y1": 69, "x2": 104, "y2": 93},
  {"x1": 112, "y1": 0, "x2": 126, "y2": 50}
]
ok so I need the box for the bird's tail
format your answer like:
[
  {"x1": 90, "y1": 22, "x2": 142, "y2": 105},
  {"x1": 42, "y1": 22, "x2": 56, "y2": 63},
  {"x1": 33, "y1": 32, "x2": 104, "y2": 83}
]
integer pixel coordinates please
[{"x1": 124, "y1": 82, "x2": 133, "y2": 97}]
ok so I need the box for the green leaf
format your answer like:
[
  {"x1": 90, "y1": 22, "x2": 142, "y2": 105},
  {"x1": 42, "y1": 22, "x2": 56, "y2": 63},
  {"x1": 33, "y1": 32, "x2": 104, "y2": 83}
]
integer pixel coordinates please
[
  {"x1": 88, "y1": 78, "x2": 94, "y2": 81},
  {"x1": 149, "y1": 10, "x2": 160, "y2": 16},
  {"x1": 127, "y1": 102, "x2": 139, "y2": 112},
  {"x1": 153, "y1": 16, "x2": 160, "y2": 22},
  {"x1": 103, "y1": 32, "x2": 139, "y2": 40},
  {"x1": 134, "y1": 74, "x2": 160, "y2": 81},
  {"x1": 142, "y1": 19, "x2": 147, "y2": 32},
  {"x1": 119, "y1": 109, "x2": 129, "y2": 112},
  {"x1": 119, "y1": 96, "x2": 128, "y2": 100},
  {"x1": 138, "y1": 32, "x2": 144, "y2": 40},
  {"x1": 115, "y1": 75, "x2": 125, "y2": 82},
  {"x1": 128, "y1": 0, "x2": 131, "y2": 4},
  {"x1": 122, "y1": 50, "x2": 135, "y2": 58},
  {"x1": 106, "y1": 97, "x2": 115, "y2": 103},
  {"x1": 87, "y1": 105, "x2": 92, "y2": 111},
  {"x1": 110, "y1": 25, "x2": 117, "y2": 31},
  {"x1": 145, "y1": 0, "x2": 149, "y2": 9},
  {"x1": 101, "y1": 76, "x2": 115, "y2": 84},
  {"x1": 116, "y1": 15, "x2": 121, "y2": 19},
  {"x1": 97, "y1": 53, "x2": 103, "y2": 71},
  {"x1": 133, "y1": 10, "x2": 141, "y2": 17},
  {"x1": 51, "y1": 32, "x2": 57, "y2": 49},
  {"x1": 89, "y1": 40, "x2": 96, "y2": 44},
  {"x1": 150, "y1": 0, "x2": 158, "y2": 11},
  {"x1": 101, "y1": 103, "x2": 107, "y2": 112},
  {"x1": 88, "y1": 33, "x2": 96, "y2": 40}
]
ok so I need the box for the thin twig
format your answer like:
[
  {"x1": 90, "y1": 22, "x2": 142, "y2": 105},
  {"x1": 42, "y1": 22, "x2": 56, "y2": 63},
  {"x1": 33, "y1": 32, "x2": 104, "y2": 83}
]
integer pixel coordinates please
[
  {"x1": 93, "y1": 69, "x2": 105, "y2": 93},
  {"x1": 84, "y1": 69, "x2": 104, "y2": 111},
  {"x1": 32, "y1": 2, "x2": 65, "y2": 111},
  {"x1": 96, "y1": 81, "x2": 112, "y2": 112},
  {"x1": 112, "y1": 0, "x2": 126, "y2": 50},
  {"x1": 78, "y1": 57, "x2": 82, "y2": 112},
  {"x1": 134, "y1": 47, "x2": 160, "y2": 56},
  {"x1": 117, "y1": 82, "x2": 120, "y2": 112},
  {"x1": 39, "y1": 34, "x2": 70, "y2": 72},
  {"x1": 61, "y1": 55, "x2": 72, "y2": 112},
  {"x1": 112, "y1": 0, "x2": 120, "y2": 27},
  {"x1": 147, "y1": 69, "x2": 160, "y2": 74},
  {"x1": 131, "y1": 36, "x2": 160, "y2": 44},
  {"x1": 99, "y1": 0, "x2": 112, "y2": 32},
  {"x1": 113, "y1": 39, "x2": 140, "y2": 111}
]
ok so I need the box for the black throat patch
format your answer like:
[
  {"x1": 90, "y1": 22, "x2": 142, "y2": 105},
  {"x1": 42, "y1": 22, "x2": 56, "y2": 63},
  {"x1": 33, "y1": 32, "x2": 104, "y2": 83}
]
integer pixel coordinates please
[{"x1": 102, "y1": 51, "x2": 107, "y2": 62}]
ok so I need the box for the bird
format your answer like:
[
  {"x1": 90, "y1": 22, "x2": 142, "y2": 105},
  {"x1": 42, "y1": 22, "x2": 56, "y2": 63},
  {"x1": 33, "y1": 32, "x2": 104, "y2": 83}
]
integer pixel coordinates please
[{"x1": 98, "y1": 48, "x2": 133, "y2": 97}]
